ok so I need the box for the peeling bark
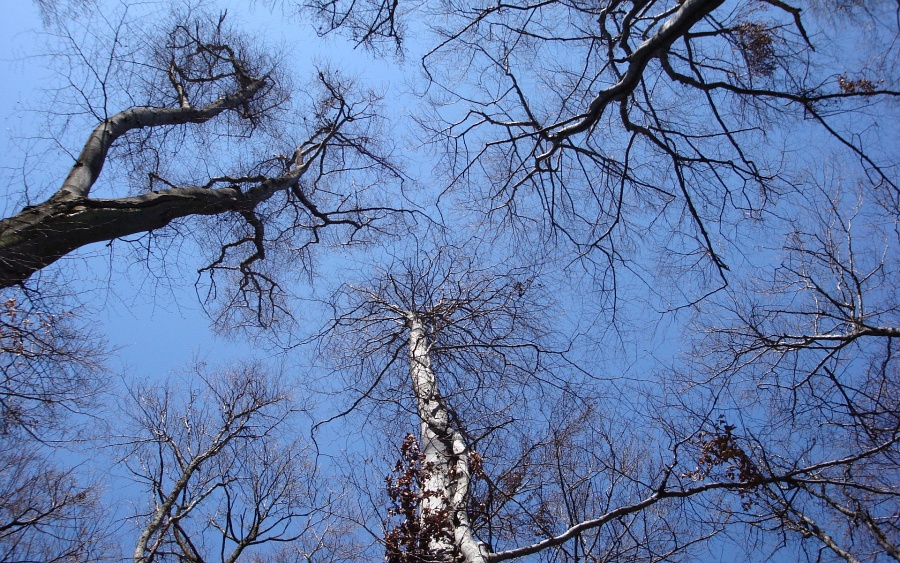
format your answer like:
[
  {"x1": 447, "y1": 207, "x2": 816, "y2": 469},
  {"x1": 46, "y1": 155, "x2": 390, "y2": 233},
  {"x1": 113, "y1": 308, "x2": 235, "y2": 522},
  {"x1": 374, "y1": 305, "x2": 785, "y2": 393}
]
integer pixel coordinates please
[{"x1": 407, "y1": 313, "x2": 489, "y2": 563}]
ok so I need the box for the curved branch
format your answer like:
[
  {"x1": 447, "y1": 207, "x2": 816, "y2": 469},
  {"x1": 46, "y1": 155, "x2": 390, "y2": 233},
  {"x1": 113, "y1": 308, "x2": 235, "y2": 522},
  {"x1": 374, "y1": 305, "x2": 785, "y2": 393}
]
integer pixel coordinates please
[{"x1": 545, "y1": 0, "x2": 724, "y2": 147}]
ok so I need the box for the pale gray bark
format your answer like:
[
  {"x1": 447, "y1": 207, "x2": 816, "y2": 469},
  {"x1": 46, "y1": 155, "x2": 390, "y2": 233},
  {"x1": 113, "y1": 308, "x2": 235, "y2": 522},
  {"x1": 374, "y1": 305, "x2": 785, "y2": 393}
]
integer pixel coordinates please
[
  {"x1": 131, "y1": 400, "x2": 254, "y2": 563},
  {"x1": 406, "y1": 312, "x2": 488, "y2": 563}
]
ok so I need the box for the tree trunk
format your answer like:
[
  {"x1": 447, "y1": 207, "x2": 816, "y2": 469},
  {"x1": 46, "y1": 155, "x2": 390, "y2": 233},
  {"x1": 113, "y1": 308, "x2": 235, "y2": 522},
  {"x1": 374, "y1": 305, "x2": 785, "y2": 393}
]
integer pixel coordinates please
[
  {"x1": 0, "y1": 187, "x2": 245, "y2": 288},
  {"x1": 407, "y1": 313, "x2": 488, "y2": 563}
]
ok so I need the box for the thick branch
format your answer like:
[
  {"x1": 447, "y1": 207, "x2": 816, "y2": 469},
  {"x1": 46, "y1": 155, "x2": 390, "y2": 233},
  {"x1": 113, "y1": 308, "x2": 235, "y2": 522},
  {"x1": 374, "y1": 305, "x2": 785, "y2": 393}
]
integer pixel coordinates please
[
  {"x1": 488, "y1": 434, "x2": 900, "y2": 561},
  {"x1": 0, "y1": 77, "x2": 267, "y2": 288},
  {"x1": 486, "y1": 480, "x2": 742, "y2": 562},
  {"x1": 59, "y1": 79, "x2": 266, "y2": 201},
  {"x1": 0, "y1": 175, "x2": 293, "y2": 288},
  {"x1": 546, "y1": 0, "x2": 724, "y2": 145}
]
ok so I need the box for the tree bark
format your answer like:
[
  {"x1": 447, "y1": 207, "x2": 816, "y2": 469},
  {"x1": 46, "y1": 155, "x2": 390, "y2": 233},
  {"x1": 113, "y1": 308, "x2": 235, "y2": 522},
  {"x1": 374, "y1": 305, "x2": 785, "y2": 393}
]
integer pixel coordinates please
[
  {"x1": 0, "y1": 176, "x2": 295, "y2": 289},
  {"x1": 407, "y1": 313, "x2": 489, "y2": 563}
]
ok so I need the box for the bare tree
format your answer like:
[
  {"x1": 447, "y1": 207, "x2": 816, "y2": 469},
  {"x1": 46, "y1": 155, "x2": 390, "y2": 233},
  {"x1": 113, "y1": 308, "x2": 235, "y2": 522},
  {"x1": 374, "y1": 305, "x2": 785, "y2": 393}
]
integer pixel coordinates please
[
  {"x1": 672, "y1": 181, "x2": 900, "y2": 561},
  {"x1": 0, "y1": 285, "x2": 109, "y2": 562},
  {"x1": 325, "y1": 245, "x2": 551, "y2": 562},
  {"x1": 0, "y1": 6, "x2": 407, "y2": 325},
  {"x1": 0, "y1": 435, "x2": 108, "y2": 563},
  {"x1": 5, "y1": 0, "x2": 900, "y2": 561},
  {"x1": 120, "y1": 362, "x2": 327, "y2": 563},
  {"x1": 306, "y1": 1, "x2": 900, "y2": 559},
  {"x1": 321, "y1": 246, "x2": 811, "y2": 562},
  {"x1": 311, "y1": 0, "x2": 899, "y2": 299},
  {"x1": 0, "y1": 290, "x2": 105, "y2": 438}
]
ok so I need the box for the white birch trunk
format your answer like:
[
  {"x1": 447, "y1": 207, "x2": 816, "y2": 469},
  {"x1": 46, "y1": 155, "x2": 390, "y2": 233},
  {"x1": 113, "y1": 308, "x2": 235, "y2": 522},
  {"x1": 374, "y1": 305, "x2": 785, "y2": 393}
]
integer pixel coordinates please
[{"x1": 407, "y1": 313, "x2": 489, "y2": 563}]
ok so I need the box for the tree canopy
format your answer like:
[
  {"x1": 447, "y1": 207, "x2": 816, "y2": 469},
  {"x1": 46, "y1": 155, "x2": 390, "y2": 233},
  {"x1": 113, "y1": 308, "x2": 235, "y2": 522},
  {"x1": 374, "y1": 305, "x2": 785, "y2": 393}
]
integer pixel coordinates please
[{"x1": 1, "y1": 0, "x2": 898, "y2": 561}]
